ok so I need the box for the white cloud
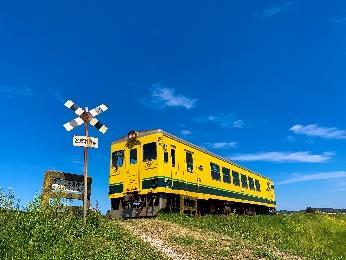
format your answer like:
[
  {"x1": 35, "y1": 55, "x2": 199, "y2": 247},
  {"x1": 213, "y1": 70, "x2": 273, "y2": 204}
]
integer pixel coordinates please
[
  {"x1": 278, "y1": 171, "x2": 346, "y2": 185},
  {"x1": 0, "y1": 85, "x2": 33, "y2": 97},
  {"x1": 180, "y1": 129, "x2": 191, "y2": 136},
  {"x1": 195, "y1": 114, "x2": 244, "y2": 128},
  {"x1": 258, "y1": 2, "x2": 294, "y2": 17},
  {"x1": 233, "y1": 120, "x2": 244, "y2": 128},
  {"x1": 204, "y1": 142, "x2": 238, "y2": 149},
  {"x1": 229, "y1": 151, "x2": 333, "y2": 163},
  {"x1": 50, "y1": 89, "x2": 65, "y2": 103},
  {"x1": 331, "y1": 16, "x2": 346, "y2": 25},
  {"x1": 285, "y1": 135, "x2": 296, "y2": 142},
  {"x1": 290, "y1": 124, "x2": 346, "y2": 139},
  {"x1": 141, "y1": 84, "x2": 197, "y2": 109}
]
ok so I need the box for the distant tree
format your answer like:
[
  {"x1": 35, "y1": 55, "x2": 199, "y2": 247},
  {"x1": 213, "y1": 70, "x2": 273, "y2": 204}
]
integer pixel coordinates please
[{"x1": 306, "y1": 206, "x2": 315, "y2": 213}]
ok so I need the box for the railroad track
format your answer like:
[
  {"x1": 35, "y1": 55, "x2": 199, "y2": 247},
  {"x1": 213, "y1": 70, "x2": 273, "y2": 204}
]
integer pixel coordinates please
[{"x1": 118, "y1": 218, "x2": 304, "y2": 260}]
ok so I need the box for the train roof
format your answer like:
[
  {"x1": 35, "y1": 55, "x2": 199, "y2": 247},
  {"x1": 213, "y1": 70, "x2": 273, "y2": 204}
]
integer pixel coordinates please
[{"x1": 112, "y1": 129, "x2": 272, "y2": 181}]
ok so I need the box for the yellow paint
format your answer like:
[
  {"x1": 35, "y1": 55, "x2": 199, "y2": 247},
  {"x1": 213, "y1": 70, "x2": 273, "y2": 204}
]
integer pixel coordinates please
[{"x1": 109, "y1": 130, "x2": 276, "y2": 208}]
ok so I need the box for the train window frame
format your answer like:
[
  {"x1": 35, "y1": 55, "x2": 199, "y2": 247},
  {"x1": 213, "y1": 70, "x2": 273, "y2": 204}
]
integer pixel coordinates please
[
  {"x1": 210, "y1": 162, "x2": 221, "y2": 181},
  {"x1": 164, "y1": 151, "x2": 169, "y2": 163},
  {"x1": 222, "y1": 167, "x2": 231, "y2": 183},
  {"x1": 130, "y1": 148, "x2": 137, "y2": 164},
  {"x1": 143, "y1": 142, "x2": 157, "y2": 161},
  {"x1": 255, "y1": 180, "x2": 261, "y2": 191},
  {"x1": 266, "y1": 182, "x2": 271, "y2": 191},
  {"x1": 171, "y1": 149, "x2": 176, "y2": 167},
  {"x1": 112, "y1": 150, "x2": 124, "y2": 168},
  {"x1": 248, "y1": 177, "x2": 255, "y2": 190},
  {"x1": 232, "y1": 171, "x2": 240, "y2": 186},
  {"x1": 241, "y1": 174, "x2": 248, "y2": 188},
  {"x1": 186, "y1": 151, "x2": 194, "y2": 173}
]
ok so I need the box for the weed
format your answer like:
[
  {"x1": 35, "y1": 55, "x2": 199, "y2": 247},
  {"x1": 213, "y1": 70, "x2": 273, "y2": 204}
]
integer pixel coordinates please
[
  {"x1": 0, "y1": 188, "x2": 166, "y2": 260},
  {"x1": 159, "y1": 212, "x2": 346, "y2": 259}
]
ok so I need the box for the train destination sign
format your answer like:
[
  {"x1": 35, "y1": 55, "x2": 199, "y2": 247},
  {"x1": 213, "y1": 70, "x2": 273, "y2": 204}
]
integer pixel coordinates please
[{"x1": 73, "y1": 135, "x2": 98, "y2": 148}]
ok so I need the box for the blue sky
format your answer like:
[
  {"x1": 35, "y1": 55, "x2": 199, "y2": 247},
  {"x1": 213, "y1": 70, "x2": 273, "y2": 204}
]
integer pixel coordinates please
[{"x1": 1, "y1": 1, "x2": 346, "y2": 212}]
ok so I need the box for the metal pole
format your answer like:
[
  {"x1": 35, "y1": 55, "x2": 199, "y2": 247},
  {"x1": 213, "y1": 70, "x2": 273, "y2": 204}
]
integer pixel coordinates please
[{"x1": 83, "y1": 119, "x2": 89, "y2": 224}]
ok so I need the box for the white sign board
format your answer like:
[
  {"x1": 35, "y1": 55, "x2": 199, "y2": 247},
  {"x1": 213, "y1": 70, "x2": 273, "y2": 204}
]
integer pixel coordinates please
[
  {"x1": 73, "y1": 136, "x2": 98, "y2": 148},
  {"x1": 52, "y1": 178, "x2": 84, "y2": 194}
]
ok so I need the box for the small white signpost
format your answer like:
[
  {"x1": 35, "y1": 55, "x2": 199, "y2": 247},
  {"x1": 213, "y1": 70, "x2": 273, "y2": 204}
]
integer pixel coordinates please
[{"x1": 73, "y1": 136, "x2": 99, "y2": 149}]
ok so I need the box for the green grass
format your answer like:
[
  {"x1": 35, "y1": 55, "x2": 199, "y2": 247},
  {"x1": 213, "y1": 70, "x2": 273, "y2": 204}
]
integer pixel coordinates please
[
  {"x1": 0, "y1": 189, "x2": 166, "y2": 260},
  {"x1": 169, "y1": 235, "x2": 203, "y2": 246},
  {"x1": 159, "y1": 212, "x2": 346, "y2": 260}
]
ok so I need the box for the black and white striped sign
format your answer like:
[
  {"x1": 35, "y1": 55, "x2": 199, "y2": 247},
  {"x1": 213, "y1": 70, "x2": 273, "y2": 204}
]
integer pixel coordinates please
[{"x1": 63, "y1": 100, "x2": 108, "y2": 134}]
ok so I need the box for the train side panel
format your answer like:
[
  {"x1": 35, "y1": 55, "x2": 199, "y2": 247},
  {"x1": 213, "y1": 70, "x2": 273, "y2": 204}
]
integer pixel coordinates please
[{"x1": 108, "y1": 130, "x2": 276, "y2": 218}]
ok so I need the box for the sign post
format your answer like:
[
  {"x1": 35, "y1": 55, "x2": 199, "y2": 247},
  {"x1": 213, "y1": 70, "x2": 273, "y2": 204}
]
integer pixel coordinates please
[
  {"x1": 63, "y1": 101, "x2": 108, "y2": 224},
  {"x1": 42, "y1": 170, "x2": 92, "y2": 207}
]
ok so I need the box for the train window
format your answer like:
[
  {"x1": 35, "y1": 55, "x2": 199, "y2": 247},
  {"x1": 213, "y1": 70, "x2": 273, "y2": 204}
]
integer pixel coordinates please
[
  {"x1": 171, "y1": 149, "x2": 176, "y2": 167},
  {"x1": 222, "y1": 167, "x2": 231, "y2": 183},
  {"x1": 112, "y1": 150, "x2": 124, "y2": 168},
  {"x1": 241, "y1": 174, "x2": 248, "y2": 188},
  {"x1": 255, "y1": 180, "x2": 261, "y2": 191},
  {"x1": 164, "y1": 151, "x2": 169, "y2": 163},
  {"x1": 130, "y1": 149, "x2": 137, "y2": 164},
  {"x1": 232, "y1": 171, "x2": 240, "y2": 186},
  {"x1": 186, "y1": 151, "x2": 193, "y2": 172},
  {"x1": 266, "y1": 182, "x2": 271, "y2": 191},
  {"x1": 248, "y1": 177, "x2": 255, "y2": 190},
  {"x1": 210, "y1": 163, "x2": 221, "y2": 180},
  {"x1": 143, "y1": 142, "x2": 157, "y2": 161}
]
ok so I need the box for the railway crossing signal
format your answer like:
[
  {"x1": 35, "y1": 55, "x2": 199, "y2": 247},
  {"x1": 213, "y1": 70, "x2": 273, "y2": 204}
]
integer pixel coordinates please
[{"x1": 63, "y1": 100, "x2": 108, "y2": 224}]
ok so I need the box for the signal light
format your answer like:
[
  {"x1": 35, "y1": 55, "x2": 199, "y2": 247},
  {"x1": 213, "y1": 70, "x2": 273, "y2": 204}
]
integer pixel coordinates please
[{"x1": 128, "y1": 130, "x2": 138, "y2": 140}]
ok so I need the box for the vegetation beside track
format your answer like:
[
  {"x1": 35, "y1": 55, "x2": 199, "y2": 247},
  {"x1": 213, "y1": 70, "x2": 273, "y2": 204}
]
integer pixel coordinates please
[
  {"x1": 159, "y1": 212, "x2": 346, "y2": 259},
  {"x1": 0, "y1": 189, "x2": 166, "y2": 260},
  {"x1": 1, "y1": 188, "x2": 345, "y2": 260}
]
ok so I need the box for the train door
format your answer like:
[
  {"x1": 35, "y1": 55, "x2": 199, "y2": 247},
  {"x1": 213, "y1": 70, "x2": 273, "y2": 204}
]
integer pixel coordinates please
[
  {"x1": 111, "y1": 149, "x2": 126, "y2": 185},
  {"x1": 170, "y1": 146, "x2": 178, "y2": 181},
  {"x1": 184, "y1": 150, "x2": 198, "y2": 196},
  {"x1": 125, "y1": 147, "x2": 140, "y2": 192}
]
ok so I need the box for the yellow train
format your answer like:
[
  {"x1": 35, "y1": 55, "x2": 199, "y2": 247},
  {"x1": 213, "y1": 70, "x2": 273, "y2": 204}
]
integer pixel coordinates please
[{"x1": 108, "y1": 130, "x2": 276, "y2": 218}]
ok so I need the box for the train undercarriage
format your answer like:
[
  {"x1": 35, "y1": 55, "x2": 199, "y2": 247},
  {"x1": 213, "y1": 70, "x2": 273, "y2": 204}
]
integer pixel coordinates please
[{"x1": 108, "y1": 193, "x2": 276, "y2": 218}]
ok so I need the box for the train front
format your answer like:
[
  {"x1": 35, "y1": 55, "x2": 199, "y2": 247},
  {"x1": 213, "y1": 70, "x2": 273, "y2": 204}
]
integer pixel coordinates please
[{"x1": 108, "y1": 130, "x2": 168, "y2": 218}]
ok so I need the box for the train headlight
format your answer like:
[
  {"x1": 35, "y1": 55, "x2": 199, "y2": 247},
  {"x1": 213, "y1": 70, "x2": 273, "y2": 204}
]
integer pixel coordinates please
[{"x1": 128, "y1": 130, "x2": 138, "y2": 140}]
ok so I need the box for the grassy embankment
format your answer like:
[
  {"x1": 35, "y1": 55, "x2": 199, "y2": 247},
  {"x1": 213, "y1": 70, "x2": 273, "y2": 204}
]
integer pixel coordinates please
[
  {"x1": 1, "y1": 187, "x2": 345, "y2": 260},
  {"x1": 159, "y1": 212, "x2": 346, "y2": 259},
  {"x1": 0, "y1": 189, "x2": 166, "y2": 260}
]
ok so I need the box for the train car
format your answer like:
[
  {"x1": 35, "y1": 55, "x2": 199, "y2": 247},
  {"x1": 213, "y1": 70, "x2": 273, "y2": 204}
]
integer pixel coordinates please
[{"x1": 108, "y1": 130, "x2": 276, "y2": 218}]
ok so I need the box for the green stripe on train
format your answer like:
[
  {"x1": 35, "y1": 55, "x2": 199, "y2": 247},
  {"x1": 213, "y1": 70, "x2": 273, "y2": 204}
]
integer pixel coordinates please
[
  {"x1": 142, "y1": 177, "x2": 275, "y2": 205},
  {"x1": 109, "y1": 177, "x2": 276, "y2": 205}
]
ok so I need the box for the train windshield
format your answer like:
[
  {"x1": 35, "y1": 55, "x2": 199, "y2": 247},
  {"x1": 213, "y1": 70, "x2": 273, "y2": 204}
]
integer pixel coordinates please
[
  {"x1": 112, "y1": 150, "x2": 124, "y2": 167},
  {"x1": 143, "y1": 142, "x2": 157, "y2": 161}
]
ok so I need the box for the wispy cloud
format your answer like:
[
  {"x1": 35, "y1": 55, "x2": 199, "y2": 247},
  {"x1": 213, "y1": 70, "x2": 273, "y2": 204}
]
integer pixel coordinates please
[
  {"x1": 278, "y1": 171, "x2": 346, "y2": 185},
  {"x1": 232, "y1": 120, "x2": 244, "y2": 128},
  {"x1": 257, "y1": 2, "x2": 294, "y2": 17},
  {"x1": 194, "y1": 114, "x2": 244, "y2": 128},
  {"x1": 204, "y1": 142, "x2": 238, "y2": 149},
  {"x1": 331, "y1": 16, "x2": 346, "y2": 25},
  {"x1": 0, "y1": 85, "x2": 33, "y2": 97},
  {"x1": 72, "y1": 160, "x2": 83, "y2": 164},
  {"x1": 229, "y1": 151, "x2": 333, "y2": 163},
  {"x1": 141, "y1": 83, "x2": 197, "y2": 110},
  {"x1": 290, "y1": 124, "x2": 346, "y2": 139},
  {"x1": 284, "y1": 135, "x2": 296, "y2": 142},
  {"x1": 50, "y1": 89, "x2": 65, "y2": 103},
  {"x1": 180, "y1": 129, "x2": 191, "y2": 136}
]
